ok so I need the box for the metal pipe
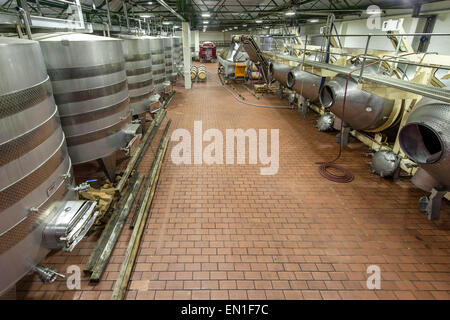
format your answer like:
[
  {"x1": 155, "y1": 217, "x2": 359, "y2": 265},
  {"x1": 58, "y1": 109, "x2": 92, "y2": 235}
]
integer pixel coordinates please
[
  {"x1": 361, "y1": 54, "x2": 450, "y2": 71},
  {"x1": 35, "y1": 0, "x2": 43, "y2": 16},
  {"x1": 309, "y1": 32, "x2": 450, "y2": 38},
  {"x1": 155, "y1": 0, "x2": 186, "y2": 21},
  {"x1": 106, "y1": 0, "x2": 111, "y2": 27},
  {"x1": 358, "y1": 35, "x2": 371, "y2": 82},
  {"x1": 123, "y1": 1, "x2": 130, "y2": 31},
  {"x1": 16, "y1": 7, "x2": 32, "y2": 40},
  {"x1": 33, "y1": 266, "x2": 65, "y2": 283}
]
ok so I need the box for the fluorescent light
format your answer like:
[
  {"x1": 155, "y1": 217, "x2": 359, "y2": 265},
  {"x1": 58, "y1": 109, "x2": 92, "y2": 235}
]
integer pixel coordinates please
[
  {"x1": 255, "y1": 20, "x2": 263, "y2": 23},
  {"x1": 202, "y1": 12, "x2": 211, "y2": 17},
  {"x1": 141, "y1": 14, "x2": 151, "y2": 18},
  {"x1": 234, "y1": 26, "x2": 238, "y2": 29},
  {"x1": 264, "y1": 26, "x2": 270, "y2": 29},
  {"x1": 147, "y1": 1, "x2": 153, "y2": 4},
  {"x1": 243, "y1": 24, "x2": 247, "y2": 27},
  {"x1": 203, "y1": 20, "x2": 209, "y2": 24},
  {"x1": 285, "y1": 11, "x2": 295, "y2": 16},
  {"x1": 308, "y1": 19, "x2": 319, "y2": 23},
  {"x1": 174, "y1": 26, "x2": 180, "y2": 29},
  {"x1": 162, "y1": 21, "x2": 172, "y2": 25}
]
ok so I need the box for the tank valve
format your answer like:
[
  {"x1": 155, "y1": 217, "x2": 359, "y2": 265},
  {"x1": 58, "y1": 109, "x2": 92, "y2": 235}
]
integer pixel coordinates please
[
  {"x1": 33, "y1": 266, "x2": 65, "y2": 283},
  {"x1": 71, "y1": 179, "x2": 97, "y2": 192},
  {"x1": 61, "y1": 173, "x2": 71, "y2": 181},
  {"x1": 132, "y1": 117, "x2": 144, "y2": 124},
  {"x1": 120, "y1": 146, "x2": 130, "y2": 156}
]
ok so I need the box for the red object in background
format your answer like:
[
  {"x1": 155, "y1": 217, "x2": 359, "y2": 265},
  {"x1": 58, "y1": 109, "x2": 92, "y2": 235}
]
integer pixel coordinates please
[{"x1": 199, "y1": 41, "x2": 217, "y2": 62}]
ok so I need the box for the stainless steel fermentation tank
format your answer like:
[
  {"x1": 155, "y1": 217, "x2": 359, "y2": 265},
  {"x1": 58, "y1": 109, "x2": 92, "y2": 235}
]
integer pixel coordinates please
[
  {"x1": 172, "y1": 36, "x2": 183, "y2": 74},
  {"x1": 149, "y1": 37, "x2": 166, "y2": 93},
  {"x1": 0, "y1": 38, "x2": 96, "y2": 296},
  {"x1": 37, "y1": 33, "x2": 132, "y2": 179},
  {"x1": 399, "y1": 97, "x2": 450, "y2": 220},
  {"x1": 119, "y1": 34, "x2": 153, "y2": 116},
  {"x1": 162, "y1": 36, "x2": 174, "y2": 82}
]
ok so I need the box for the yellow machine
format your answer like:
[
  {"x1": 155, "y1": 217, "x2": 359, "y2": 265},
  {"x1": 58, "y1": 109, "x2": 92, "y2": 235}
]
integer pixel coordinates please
[{"x1": 234, "y1": 62, "x2": 247, "y2": 78}]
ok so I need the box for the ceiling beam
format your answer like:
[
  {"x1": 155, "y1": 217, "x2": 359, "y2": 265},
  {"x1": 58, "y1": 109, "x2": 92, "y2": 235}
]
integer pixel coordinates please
[{"x1": 155, "y1": 0, "x2": 185, "y2": 21}]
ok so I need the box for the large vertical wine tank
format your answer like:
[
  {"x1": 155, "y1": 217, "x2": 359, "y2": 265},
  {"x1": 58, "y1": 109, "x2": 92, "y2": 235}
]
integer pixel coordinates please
[
  {"x1": 162, "y1": 36, "x2": 174, "y2": 82},
  {"x1": 150, "y1": 37, "x2": 166, "y2": 93},
  {"x1": 172, "y1": 36, "x2": 183, "y2": 74},
  {"x1": 0, "y1": 38, "x2": 96, "y2": 296},
  {"x1": 37, "y1": 33, "x2": 132, "y2": 179},
  {"x1": 119, "y1": 34, "x2": 153, "y2": 115}
]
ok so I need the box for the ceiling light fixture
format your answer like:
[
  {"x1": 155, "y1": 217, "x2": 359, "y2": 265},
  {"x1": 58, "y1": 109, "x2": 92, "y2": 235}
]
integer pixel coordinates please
[
  {"x1": 285, "y1": 11, "x2": 295, "y2": 16},
  {"x1": 308, "y1": 19, "x2": 319, "y2": 23},
  {"x1": 203, "y1": 20, "x2": 209, "y2": 24},
  {"x1": 202, "y1": 12, "x2": 211, "y2": 17},
  {"x1": 162, "y1": 21, "x2": 172, "y2": 25},
  {"x1": 255, "y1": 20, "x2": 263, "y2": 23},
  {"x1": 147, "y1": 1, "x2": 153, "y2": 4}
]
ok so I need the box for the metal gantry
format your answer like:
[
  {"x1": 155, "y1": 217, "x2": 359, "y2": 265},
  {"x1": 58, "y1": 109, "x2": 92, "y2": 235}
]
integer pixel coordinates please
[{"x1": 0, "y1": 0, "x2": 440, "y2": 33}]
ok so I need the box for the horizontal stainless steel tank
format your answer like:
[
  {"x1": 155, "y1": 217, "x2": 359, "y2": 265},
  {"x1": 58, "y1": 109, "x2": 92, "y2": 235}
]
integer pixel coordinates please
[
  {"x1": 319, "y1": 62, "x2": 396, "y2": 132},
  {"x1": 286, "y1": 67, "x2": 322, "y2": 102},
  {"x1": 399, "y1": 97, "x2": 450, "y2": 191},
  {"x1": 0, "y1": 38, "x2": 96, "y2": 295},
  {"x1": 163, "y1": 36, "x2": 174, "y2": 81},
  {"x1": 119, "y1": 34, "x2": 153, "y2": 115},
  {"x1": 268, "y1": 61, "x2": 292, "y2": 87},
  {"x1": 37, "y1": 33, "x2": 132, "y2": 178},
  {"x1": 149, "y1": 36, "x2": 166, "y2": 93}
]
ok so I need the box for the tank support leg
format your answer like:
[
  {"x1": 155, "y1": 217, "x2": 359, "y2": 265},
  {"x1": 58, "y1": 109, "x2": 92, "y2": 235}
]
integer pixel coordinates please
[
  {"x1": 419, "y1": 187, "x2": 447, "y2": 220},
  {"x1": 276, "y1": 83, "x2": 283, "y2": 98},
  {"x1": 297, "y1": 96, "x2": 308, "y2": 116},
  {"x1": 336, "y1": 127, "x2": 351, "y2": 148},
  {"x1": 98, "y1": 153, "x2": 117, "y2": 182}
]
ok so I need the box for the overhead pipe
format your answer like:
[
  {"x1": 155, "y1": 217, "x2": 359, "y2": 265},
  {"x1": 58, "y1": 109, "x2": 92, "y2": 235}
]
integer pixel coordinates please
[
  {"x1": 155, "y1": 0, "x2": 186, "y2": 21},
  {"x1": 16, "y1": 8, "x2": 32, "y2": 40}
]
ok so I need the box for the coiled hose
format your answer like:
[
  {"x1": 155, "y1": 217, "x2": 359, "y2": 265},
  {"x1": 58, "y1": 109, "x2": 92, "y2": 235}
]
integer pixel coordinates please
[{"x1": 317, "y1": 53, "x2": 419, "y2": 183}]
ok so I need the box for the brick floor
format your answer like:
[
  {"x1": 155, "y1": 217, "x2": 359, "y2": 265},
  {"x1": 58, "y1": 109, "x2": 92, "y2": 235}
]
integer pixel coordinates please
[{"x1": 16, "y1": 62, "x2": 450, "y2": 300}]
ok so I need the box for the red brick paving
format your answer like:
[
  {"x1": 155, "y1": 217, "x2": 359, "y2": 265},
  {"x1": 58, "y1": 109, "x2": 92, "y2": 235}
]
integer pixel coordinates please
[{"x1": 16, "y1": 62, "x2": 450, "y2": 300}]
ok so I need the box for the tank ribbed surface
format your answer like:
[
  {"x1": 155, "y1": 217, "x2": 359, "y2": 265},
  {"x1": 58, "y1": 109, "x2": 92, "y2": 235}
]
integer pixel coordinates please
[
  {"x1": 148, "y1": 37, "x2": 165, "y2": 92},
  {"x1": 0, "y1": 38, "x2": 75, "y2": 295},
  {"x1": 119, "y1": 34, "x2": 153, "y2": 115},
  {"x1": 162, "y1": 36, "x2": 174, "y2": 79},
  {"x1": 37, "y1": 33, "x2": 131, "y2": 164}
]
